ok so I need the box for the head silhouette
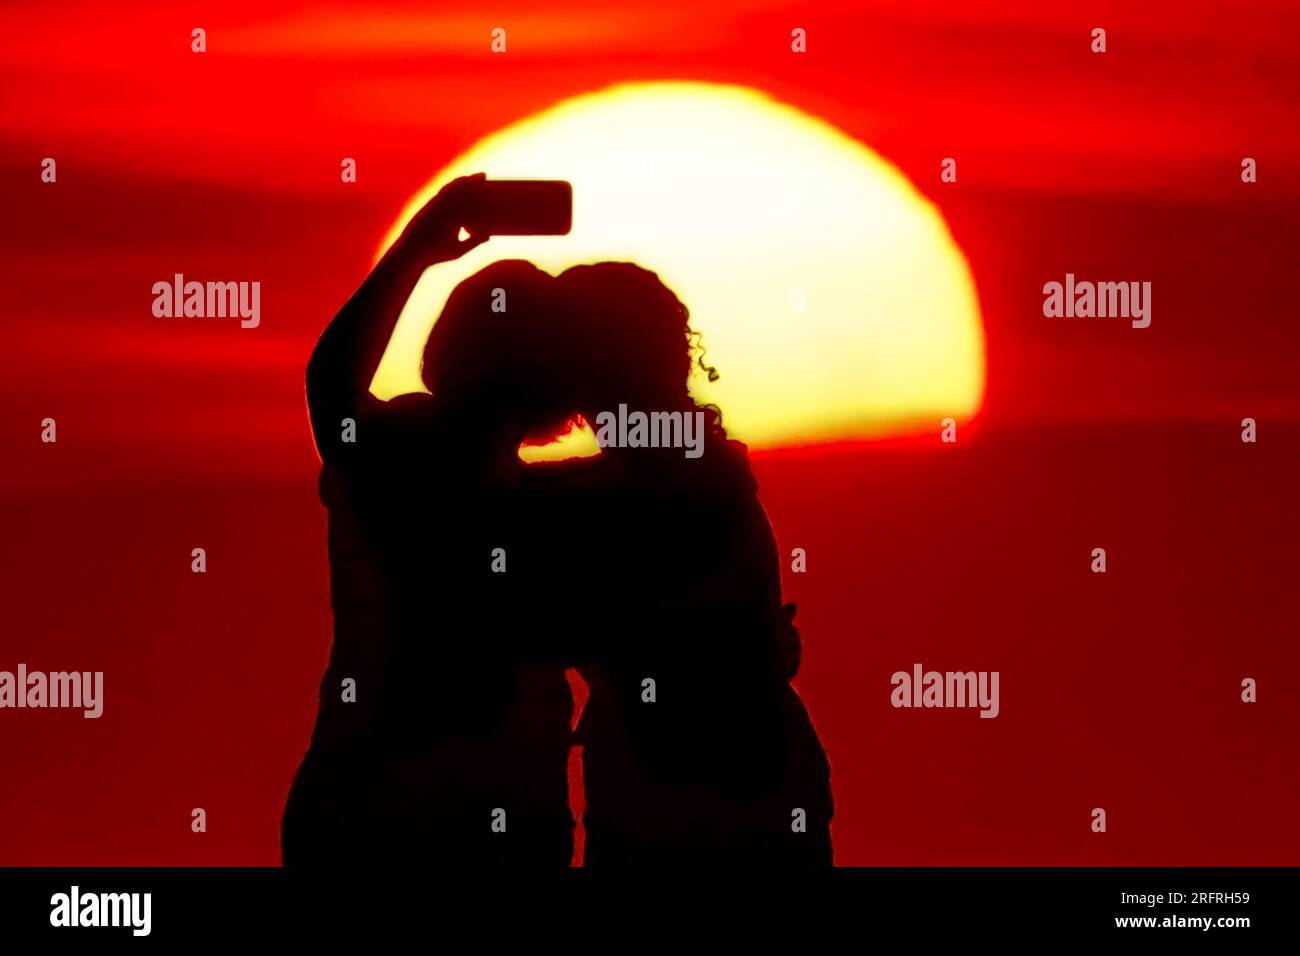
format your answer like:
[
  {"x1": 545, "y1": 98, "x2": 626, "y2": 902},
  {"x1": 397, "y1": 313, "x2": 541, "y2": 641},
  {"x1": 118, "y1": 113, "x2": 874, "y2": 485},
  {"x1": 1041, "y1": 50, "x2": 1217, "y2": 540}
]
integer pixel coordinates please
[
  {"x1": 424, "y1": 259, "x2": 551, "y2": 401},
  {"x1": 552, "y1": 263, "x2": 720, "y2": 432},
  {"x1": 424, "y1": 258, "x2": 721, "y2": 446}
]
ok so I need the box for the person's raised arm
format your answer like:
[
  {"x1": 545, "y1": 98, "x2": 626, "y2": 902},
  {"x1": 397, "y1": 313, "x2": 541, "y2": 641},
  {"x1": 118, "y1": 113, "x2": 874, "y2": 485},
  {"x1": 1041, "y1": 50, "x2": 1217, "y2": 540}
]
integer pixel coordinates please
[{"x1": 306, "y1": 174, "x2": 489, "y2": 460}]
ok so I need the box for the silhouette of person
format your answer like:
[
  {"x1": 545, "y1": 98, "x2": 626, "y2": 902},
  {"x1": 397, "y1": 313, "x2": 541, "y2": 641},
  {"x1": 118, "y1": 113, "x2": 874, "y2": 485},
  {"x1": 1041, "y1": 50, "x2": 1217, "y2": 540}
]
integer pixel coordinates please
[
  {"x1": 532, "y1": 263, "x2": 834, "y2": 865},
  {"x1": 284, "y1": 176, "x2": 578, "y2": 865},
  {"x1": 284, "y1": 174, "x2": 833, "y2": 866}
]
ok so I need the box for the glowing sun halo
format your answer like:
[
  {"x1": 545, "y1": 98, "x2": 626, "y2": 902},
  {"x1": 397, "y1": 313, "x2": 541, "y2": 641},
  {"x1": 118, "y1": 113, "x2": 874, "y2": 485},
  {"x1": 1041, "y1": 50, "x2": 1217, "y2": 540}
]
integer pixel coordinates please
[{"x1": 373, "y1": 82, "x2": 985, "y2": 450}]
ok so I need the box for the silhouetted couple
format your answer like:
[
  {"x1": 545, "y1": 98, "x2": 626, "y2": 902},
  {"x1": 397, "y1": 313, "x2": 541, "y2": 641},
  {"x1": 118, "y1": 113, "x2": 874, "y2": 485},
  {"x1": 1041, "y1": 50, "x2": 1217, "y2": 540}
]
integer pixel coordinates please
[{"x1": 283, "y1": 174, "x2": 833, "y2": 866}]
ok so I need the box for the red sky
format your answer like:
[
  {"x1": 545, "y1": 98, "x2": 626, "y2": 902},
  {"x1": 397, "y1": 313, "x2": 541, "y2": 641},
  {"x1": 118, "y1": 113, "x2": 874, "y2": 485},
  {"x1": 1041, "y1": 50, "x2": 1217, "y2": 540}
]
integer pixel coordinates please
[{"x1": 0, "y1": 1, "x2": 1297, "y2": 865}]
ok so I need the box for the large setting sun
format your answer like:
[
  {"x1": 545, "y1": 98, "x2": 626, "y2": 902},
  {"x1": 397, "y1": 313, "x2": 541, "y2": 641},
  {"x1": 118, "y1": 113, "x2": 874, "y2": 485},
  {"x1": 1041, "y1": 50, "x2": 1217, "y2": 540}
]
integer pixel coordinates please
[{"x1": 372, "y1": 81, "x2": 985, "y2": 448}]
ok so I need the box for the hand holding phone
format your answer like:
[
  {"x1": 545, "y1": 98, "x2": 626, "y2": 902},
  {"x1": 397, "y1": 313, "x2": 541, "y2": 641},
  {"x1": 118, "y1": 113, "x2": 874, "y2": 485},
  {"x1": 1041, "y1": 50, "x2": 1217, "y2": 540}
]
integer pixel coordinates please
[{"x1": 395, "y1": 175, "x2": 573, "y2": 264}]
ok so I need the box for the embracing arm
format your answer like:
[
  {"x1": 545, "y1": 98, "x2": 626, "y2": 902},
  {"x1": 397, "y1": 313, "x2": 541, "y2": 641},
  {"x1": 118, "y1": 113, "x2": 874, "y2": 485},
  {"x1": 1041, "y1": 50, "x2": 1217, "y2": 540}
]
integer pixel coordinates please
[{"x1": 306, "y1": 174, "x2": 489, "y2": 460}]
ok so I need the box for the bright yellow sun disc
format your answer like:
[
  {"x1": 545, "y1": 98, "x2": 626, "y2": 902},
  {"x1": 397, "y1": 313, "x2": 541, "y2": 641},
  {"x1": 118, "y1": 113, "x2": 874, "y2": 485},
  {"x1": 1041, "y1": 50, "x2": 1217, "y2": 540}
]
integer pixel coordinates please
[{"x1": 373, "y1": 81, "x2": 985, "y2": 448}]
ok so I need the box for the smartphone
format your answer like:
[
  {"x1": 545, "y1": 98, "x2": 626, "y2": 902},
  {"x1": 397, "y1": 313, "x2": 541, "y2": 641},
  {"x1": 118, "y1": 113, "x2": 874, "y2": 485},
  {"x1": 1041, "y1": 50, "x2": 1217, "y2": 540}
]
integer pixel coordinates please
[{"x1": 468, "y1": 179, "x2": 572, "y2": 236}]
